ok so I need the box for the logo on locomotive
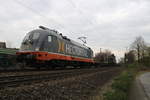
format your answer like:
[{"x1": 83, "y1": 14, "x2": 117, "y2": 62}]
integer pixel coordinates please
[{"x1": 66, "y1": 44, "x2": 88, "y2": 57}]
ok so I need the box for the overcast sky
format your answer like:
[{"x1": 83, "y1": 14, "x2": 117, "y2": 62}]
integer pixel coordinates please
[{"x1": 0, "y1": 0, "x2": 150, "y2": 60}]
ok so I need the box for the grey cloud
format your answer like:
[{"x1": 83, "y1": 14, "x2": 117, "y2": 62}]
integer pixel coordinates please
[{"x1": 0, "y1": 0, "x2": 150, "y2": 59}]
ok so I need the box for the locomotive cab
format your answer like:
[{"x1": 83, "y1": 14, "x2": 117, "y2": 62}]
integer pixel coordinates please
[
  {"x1": 17, "y1": 27, "x2": 60, "y2": 64},
  {"x1": 20, "y1": 29, "x2": 58, "y2": 52},
  {"x1": 21, "y1": 31, "x2": 45, "y2": 51}
]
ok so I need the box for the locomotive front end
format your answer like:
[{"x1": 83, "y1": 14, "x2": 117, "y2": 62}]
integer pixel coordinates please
[{"x1": 16, "y1": 29, "x2": 48, "y2": 65}]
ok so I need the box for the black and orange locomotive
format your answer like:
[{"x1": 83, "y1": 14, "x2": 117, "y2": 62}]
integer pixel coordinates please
[{"x1": 17, "y1": 26, "x2": 94, "y2": 68}]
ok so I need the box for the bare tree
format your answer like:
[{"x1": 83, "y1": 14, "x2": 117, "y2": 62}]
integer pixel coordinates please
[
  {"x1": 125, "y1": 50, "x2": 136, "y2": 63},
  {"x1": 130, "y1": 36, "x2": 146, "y2": 62},
  {"x1": 146, "y1": 47, "x2": 150, "y2": 56},
  {"x1": 94, "y1": 49, "x2": 116, "y2": 64}
]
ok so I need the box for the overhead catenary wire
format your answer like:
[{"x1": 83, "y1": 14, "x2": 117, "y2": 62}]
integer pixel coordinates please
[
  {"x1": 13, "y1": 0, "x2": 80, "y2": 37},
  {"x1": 13, "y1": 0, "x2": 65, "y2": 30},
  {"x1": 65, "y1": 0, "x2": 95, "y2": 44},
  {"x1": 13, "y1": 0, "x2": 92, "y2": 29},
  {"x1": 12, "y1": 0, "x2": 90, "y2": 44},
  {"x1": 66, "y1": 0, "x2": 93, "y2": 25}
]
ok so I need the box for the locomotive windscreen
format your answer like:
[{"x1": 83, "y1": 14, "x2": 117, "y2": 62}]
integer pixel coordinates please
[{"x1": 20, "y1": 32, "x2": 41, "y2": 51}]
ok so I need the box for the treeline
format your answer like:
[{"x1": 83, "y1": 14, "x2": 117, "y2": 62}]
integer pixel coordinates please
[
  {"x1": 124, "y1": 36, "x2": 150, "y2": 66},
  {"x1": 94, "y1": 49, "x2": 116, "y2": 64}
]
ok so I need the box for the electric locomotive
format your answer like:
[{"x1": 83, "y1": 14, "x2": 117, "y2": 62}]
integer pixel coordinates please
[{"x1": 16, "y1": 26, "x2": 94, "y2": 68}]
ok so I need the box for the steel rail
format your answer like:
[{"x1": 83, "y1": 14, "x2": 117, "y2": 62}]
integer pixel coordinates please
[{"x1": 0, "y1": 67, "x2": 117, "y2": 89}]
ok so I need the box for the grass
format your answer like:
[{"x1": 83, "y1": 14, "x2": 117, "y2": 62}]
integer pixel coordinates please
[
  {"x1": 88, "y1": 63, "x2": 140, "y2": 100},
  {"x1": 103, "y1": 63, "x2": 138, "y2": 100}
]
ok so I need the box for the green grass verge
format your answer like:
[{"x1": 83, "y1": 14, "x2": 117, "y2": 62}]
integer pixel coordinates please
[{"x1": 103, "y1": 64, "x2": 138, "y2": 100}]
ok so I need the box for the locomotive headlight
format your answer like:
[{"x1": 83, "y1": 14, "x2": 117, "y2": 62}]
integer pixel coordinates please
[{"x1": 35, "y1": 47, "x2": 39, "y2": 51}]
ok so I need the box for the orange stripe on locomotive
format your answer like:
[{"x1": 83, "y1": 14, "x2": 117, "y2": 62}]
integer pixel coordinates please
[{"x1": 16, "y1": 51, "x2": 94, "y2": 63}]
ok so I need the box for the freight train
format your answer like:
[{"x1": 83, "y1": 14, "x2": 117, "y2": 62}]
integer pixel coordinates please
[
  {"x1": 16, "y1": 26, "x2": 94, "y2": 68},
  {"x1": 0, "y1": 48, "x2": 18, "y2": 68}
]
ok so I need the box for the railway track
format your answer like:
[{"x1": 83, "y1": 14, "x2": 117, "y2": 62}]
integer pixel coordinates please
[
  {"x1": 0, "y1": 67, "x2": 102, "y2": 77},
  {"x1": 0, "y1": 67, "x2": 115, "y2": 89}
]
